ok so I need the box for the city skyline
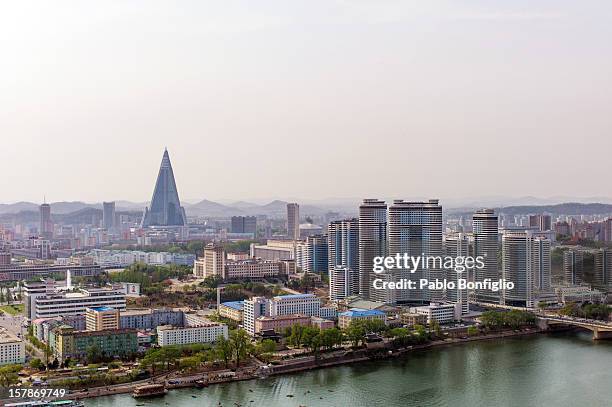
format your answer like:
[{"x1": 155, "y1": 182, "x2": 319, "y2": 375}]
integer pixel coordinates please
[{"x1": 1, "y1": 1, "x2": 611, "y2": 203}]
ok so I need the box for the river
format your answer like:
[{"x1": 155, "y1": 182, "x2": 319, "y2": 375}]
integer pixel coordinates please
[{"x1": 84, "y1": 331, "x2": 612, "y2": 407}]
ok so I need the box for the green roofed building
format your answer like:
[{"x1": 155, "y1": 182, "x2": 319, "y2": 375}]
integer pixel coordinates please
[{"x1": 51, "y1": 325, "x2": 137, "y2": 362}]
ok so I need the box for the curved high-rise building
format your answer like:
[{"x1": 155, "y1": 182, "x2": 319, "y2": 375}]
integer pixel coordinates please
[
  {"x1": 141, "y1": 149, "x2": 186, "y2": 227},
  {"x1": 473, "y1": 209, "x2": 499, "y2": 302},
  {"x1": 328, "y1": 218, "x2": 359, "y2": 272},
  {"x1": 358, "y1": 199, "x2": 387, "y2": 301},
  {"x1": 388, "y1": 199, "x2": 443, "y2": 304},
  {"x1": 444, "y1": 233, "x2": 469, "y2": 314}
]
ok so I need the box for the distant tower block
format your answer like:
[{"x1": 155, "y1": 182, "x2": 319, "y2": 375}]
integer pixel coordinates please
[{"x1": 141, "y1": 149, "x2": 187, "y2": 227}]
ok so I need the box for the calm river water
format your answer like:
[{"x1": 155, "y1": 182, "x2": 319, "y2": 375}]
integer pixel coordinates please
[{"x1": 84, "y1": 332, "x2": 612, "y2": 407}]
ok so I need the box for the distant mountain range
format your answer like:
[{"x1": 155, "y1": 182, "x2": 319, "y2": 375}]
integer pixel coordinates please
[
  {"x1": 2, "y1": 200, "x2": 611, "y2": 221},
  {"x1": 183, "y1": 199, "x2": 328, "y2": 217},
  {"x1": 0, "y1": 199, "x2": 330, "y2": 219},
  {"x1": 449, "y1": 203, "x2": 612, "y2": 218}
]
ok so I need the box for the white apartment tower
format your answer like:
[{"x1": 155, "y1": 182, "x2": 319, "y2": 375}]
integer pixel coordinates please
[
  {"x1": 329, "y1": 266, "x2": 359, "y2": 301},
  {"x1": 327, "y1": 218, "x2": 359, "y2": 273},
  {"x1": 501, "y1": 231, "x2": 551, "y2": 308},
  {"x1": 473, "y1": 209, "x2": 500, "y2": 303},
  {"x1": 444, "y1": 233, "x2": 470, "y2": 314},
  {"x1": 358, "y1": 199, "x2": 387, "y2": 301},
  {"x1": 387, "y1": 199, "x2": 443, "y2": 304}
]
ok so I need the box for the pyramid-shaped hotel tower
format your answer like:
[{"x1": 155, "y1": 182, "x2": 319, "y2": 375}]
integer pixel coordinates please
[{"x1": 141, "y1": 149, "x2": 186, "y2": 227}]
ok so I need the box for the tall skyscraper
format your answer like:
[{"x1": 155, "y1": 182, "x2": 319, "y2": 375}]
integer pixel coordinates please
[
  {"x1": 473, "y1": 209, "x2": 499, "y2": 303},
  {"x1": 444, "y1": 233, "x2": 470, "y2": 314},
  {"x1": 594, "y1": 248, "x2": 612, "y2": 289},
  {"x1": 305, "y1": 234, "x2": 328, "y2": 273},
  {"x1": 501, "y1": 231, "x2": 534, "y2": 307},
  {"x1": 501, "y1": 231, "x2": 551, "y2": 308},
  {"x1": 286, "y1": 203, "x2": 300, "y2": 240},
  {"x1": 141, "y1": 149, "x2": 187, "y2": 227},
  {"x1": 531, "y1": 236, "x2": 551, "y2": 292},
  {"x1": 103, "y1": 201, "x2": 116, "y2": 230},
  {"x1": 327, "y1": 218, "x2": 359, "y2": 273},
  {"x1": 563, "y1": 250, "x2": 584, "y2": 285},
  {"x1": 358, "y1": 199, "x2": 387, "y2": 301},
  {"x1": 39, "y1": 203, "x2": 52, "y2": 239},
  {"x1": 387, "y1": 199, "x2": 443, "y2": 304}
]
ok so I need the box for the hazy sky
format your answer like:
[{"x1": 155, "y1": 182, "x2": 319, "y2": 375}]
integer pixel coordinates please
[{"x1": 1, "y1": 1, "x2": 610, "y2": 204}]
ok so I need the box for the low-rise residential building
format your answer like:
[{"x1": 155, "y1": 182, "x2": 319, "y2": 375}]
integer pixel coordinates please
[
  {"x1": 119, "y1": 308, "x2": 184, "y2": 330},
  {"x1": 338, "y1": 309, "x2": 387, "y2": 330},
  {"x1": 157, "y1": 323, "x2": 228, "y2": 346},
  {"x1": 51, "y1": 325, "x2": 138, "y2": 362},
  {"x1": 0, "y1": 329, "x2": 25, "y2": 366},
  {"x1": 254, "y1": 314, "x2": 311, "y2": 334},
  {"x1": 87, "y1": 249, "x2": 195, "y2": 267},
  {"x1": 219, "y1": 301, "x2": 244, "y2": 322},
  {"x1": 310, "y1": 316, "x2": 335, "y2": 330}
]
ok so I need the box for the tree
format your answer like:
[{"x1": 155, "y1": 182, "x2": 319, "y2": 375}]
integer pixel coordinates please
[
  {"x1": 230, "y1": 329, "x2": 251, "y2": 367},
  {"x1": 320, "y1": 328, "x2": 343, "y2": 350},
  {"x1": 363, "y1": 319, "x2": 387, "y2": 334},
  {"x1": 301, "y1": 326, "x2": 321, "y2": 351},
  {"x1": 44, "y1": 344, "x2": 53, "y2": 370},
  {"x1": 0, "y1": 364, "x2": 21, "y2": 386},
  {"x1": 429, "y1": 320, "x2": 442, "y2": 338},
  {"x1": 345, "y1": 321, "x2": 366, "y2": 347},
  {"x1": 467, "y1": 326, "x2": 479, "y2": 337},
  {"x1": 389, "y1": 327, "x2": 411, "y2": 346},
  {"x1": 413, "y1": 324, "x2": 429, "y2": 343},
  {"x1": 86, "y1": 344, "x2": 104, "y2": 365},
  {"x1": 179, "y1": 356, "x2": 200, "y2": 371},
  {"x1": 215, "y1": 335, "x2": 234, "y2": 368},
  {"x1": 30, "y1": 358, "x2": 44, "y2": 370},
  {"x1": 255, "y1": 339, "x2": 276, "y2": 356},
  {"x1": 287, "y1": 325, "x2": 306, "y2": 348}
]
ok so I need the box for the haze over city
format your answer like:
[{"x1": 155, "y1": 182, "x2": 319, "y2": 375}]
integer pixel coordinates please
[{"x1": 1, "y1": 1, "x2": 611, "y2": 203}]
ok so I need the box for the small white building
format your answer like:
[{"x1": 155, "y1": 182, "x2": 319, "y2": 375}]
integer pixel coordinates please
[
  {"x1": 0, "y1": 329, "x2": 25, "y2": 366},
  {"x1": 156, "y1": 323, "x2": 228, "y2": 347},
  {"x1": 412, "y1": 302, "x2": 462, "y2": 324}
]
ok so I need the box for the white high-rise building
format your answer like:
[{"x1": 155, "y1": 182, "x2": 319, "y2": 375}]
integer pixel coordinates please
[
  {"x1": 444, "y1": 233, "x2": 470, "y2": 314},
  {"x1": 531, "y1": 236, "x2": 551, "y2": 292},
  {"x1": 501, "y1": 231, "x2": 551, "y2": 308},
  {"x1": 358, "y1": 199, "x2": 387, "y2": 301},
  {"x1": 329, "y1": 266, "x2": 359, "y2": 301},
  {"x1": 387, "y1": 199, "x2": 443, "y2": 304},
  {"x1": 328, "y1": 218, "x2": 359, "y2": 272},
  {"x1": 473, "y1": 209, "x2": 500, "y2": 303}
]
